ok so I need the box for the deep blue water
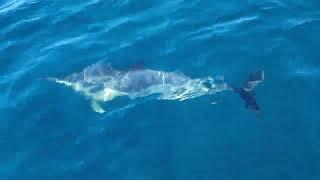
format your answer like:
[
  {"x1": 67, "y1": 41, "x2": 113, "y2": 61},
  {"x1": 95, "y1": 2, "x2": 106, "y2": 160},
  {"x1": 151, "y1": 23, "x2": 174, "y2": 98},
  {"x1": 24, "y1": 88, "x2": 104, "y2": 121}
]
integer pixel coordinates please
[{"x1": 1, "y1": 0, "x2": 320, "y2": 179}]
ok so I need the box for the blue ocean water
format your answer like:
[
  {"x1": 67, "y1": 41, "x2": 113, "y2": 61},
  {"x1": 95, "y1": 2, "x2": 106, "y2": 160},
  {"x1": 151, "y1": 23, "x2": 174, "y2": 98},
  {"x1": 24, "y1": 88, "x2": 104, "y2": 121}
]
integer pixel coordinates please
[{"x1": 1, "y1": 0, "x2": 320, "y2": 179}]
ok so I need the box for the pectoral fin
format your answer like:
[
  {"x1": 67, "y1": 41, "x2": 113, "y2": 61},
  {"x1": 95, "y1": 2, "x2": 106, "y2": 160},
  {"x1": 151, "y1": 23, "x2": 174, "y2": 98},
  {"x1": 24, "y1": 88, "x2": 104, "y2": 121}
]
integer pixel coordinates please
[{"x1": 91, "y1": 101, "x2": 105, "y2": 113}]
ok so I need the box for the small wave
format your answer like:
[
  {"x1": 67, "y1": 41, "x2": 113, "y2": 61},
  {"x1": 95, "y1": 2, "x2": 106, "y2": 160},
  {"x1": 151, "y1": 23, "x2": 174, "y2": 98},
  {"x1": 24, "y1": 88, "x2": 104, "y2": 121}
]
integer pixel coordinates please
[
  {"x1": 100, "y1": 103, "x2": 137, "y2": 120},
  {"x1": 290, "y1": 67, "x2": 319, "y2": 77},
  {"x1": 2, "y1": 17, "x2": 41, "y2": 34},
  {"x1": 112, "y1": 0, "x2": 130, "y2": 8},
  {"x1": 287, "y1": 60, "x2": 320, "y2": 77},
  {"x1": 286, "y1": 18, "x2": 320, "y2": 30},
  {"x1": 186, "y1": 15, "x2": 259, "y2": 40},
  {"x1": 0, "y1": 0, "x2": 25, "y2": 14},
  {"x1": 137, "y1": 20, "x2": 169, "y2": 38},
  {"x1": 0, "y1": 0, "x2": 37, "y2": 14},
  {"x1": 42, "y1": 35, "x2": 87, "y2": 51}
]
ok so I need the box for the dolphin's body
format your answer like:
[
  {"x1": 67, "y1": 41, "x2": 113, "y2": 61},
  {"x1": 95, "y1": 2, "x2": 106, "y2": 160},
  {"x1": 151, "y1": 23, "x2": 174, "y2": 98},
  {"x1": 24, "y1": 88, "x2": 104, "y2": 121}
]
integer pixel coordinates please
[
  {"x1": 50, "y1": 62, "x2": 228, "y2": 113},
  {"x1": 50, "y1": 62, "x2": 263, "y2": 113}
]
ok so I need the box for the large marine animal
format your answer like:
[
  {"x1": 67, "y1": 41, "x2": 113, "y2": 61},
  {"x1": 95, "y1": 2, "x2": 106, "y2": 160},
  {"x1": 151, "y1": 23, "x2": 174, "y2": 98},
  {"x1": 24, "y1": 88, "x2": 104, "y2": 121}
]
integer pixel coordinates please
[{"x1": 49, "y1": 62, "x2": 264, "y2": 113}]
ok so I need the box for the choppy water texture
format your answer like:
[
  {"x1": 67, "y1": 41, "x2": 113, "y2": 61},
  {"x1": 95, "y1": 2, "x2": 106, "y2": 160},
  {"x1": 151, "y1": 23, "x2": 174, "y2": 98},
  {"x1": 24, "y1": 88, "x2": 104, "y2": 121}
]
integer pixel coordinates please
[{"x1": 1, "y1": 0, "x2": 320, "y2": 179}]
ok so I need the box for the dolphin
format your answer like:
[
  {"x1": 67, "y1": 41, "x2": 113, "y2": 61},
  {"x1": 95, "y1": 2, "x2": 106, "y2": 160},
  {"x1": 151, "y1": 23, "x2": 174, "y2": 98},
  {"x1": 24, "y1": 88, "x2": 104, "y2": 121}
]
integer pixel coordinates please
[{"x1": 49, "y1": 62, "x2": 264, "y2": 113}]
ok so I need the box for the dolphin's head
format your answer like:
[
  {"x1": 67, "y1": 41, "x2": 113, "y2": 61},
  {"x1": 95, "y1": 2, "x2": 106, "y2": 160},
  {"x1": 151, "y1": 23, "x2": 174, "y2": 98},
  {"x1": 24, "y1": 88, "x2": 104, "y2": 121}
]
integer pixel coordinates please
[
  {"x1": 48, "y1": 77, "x2": 84, "y2": 92},
  {"x1": 49, "y1": 75, "x2": 126, "y2": 103}
]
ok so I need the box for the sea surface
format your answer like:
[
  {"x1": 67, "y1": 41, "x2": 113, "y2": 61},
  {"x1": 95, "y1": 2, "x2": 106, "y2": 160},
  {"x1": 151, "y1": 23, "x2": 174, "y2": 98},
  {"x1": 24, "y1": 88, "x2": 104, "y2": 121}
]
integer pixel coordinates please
[{"x1": 1, "y1": 0, "x2": 320, "y2": 179}]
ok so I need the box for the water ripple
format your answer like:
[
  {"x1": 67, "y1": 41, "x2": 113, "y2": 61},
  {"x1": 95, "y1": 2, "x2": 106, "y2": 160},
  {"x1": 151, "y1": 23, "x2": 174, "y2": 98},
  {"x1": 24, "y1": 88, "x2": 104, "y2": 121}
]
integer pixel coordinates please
[
  {"x1": 186, "y1": 15, "x2": 259, "y2": 40},
  {"x1": 1, "y1": 16, "x2": 41, "y2": 34},
  {"x1": 0, "y1": 0, "x2": 26, "y2": 14}
]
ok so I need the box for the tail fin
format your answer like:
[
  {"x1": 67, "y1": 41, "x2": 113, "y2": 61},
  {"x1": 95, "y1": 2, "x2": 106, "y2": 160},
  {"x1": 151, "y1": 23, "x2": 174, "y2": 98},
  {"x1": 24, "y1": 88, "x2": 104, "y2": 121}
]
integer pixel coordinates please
[{"x1": 234, "y1": 70, "x2": 264, "y2": 112}]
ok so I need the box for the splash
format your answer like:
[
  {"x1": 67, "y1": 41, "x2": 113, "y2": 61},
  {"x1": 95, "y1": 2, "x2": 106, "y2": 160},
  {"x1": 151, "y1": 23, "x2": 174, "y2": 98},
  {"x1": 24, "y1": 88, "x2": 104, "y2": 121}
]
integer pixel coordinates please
[{"x1": 50, "y1": 62, "x2": 230, "y2": 113}]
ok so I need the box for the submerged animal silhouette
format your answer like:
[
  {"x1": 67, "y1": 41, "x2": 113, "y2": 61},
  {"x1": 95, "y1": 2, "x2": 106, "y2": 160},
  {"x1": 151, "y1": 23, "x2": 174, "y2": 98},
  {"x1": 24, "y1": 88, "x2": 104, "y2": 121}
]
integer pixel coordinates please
[
  {"x1": 233, "y1": 70, "x2": 264, "y2": 113},
  {"x1": 49, "y1": 62, "x2": 264, "y2": 113}
]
